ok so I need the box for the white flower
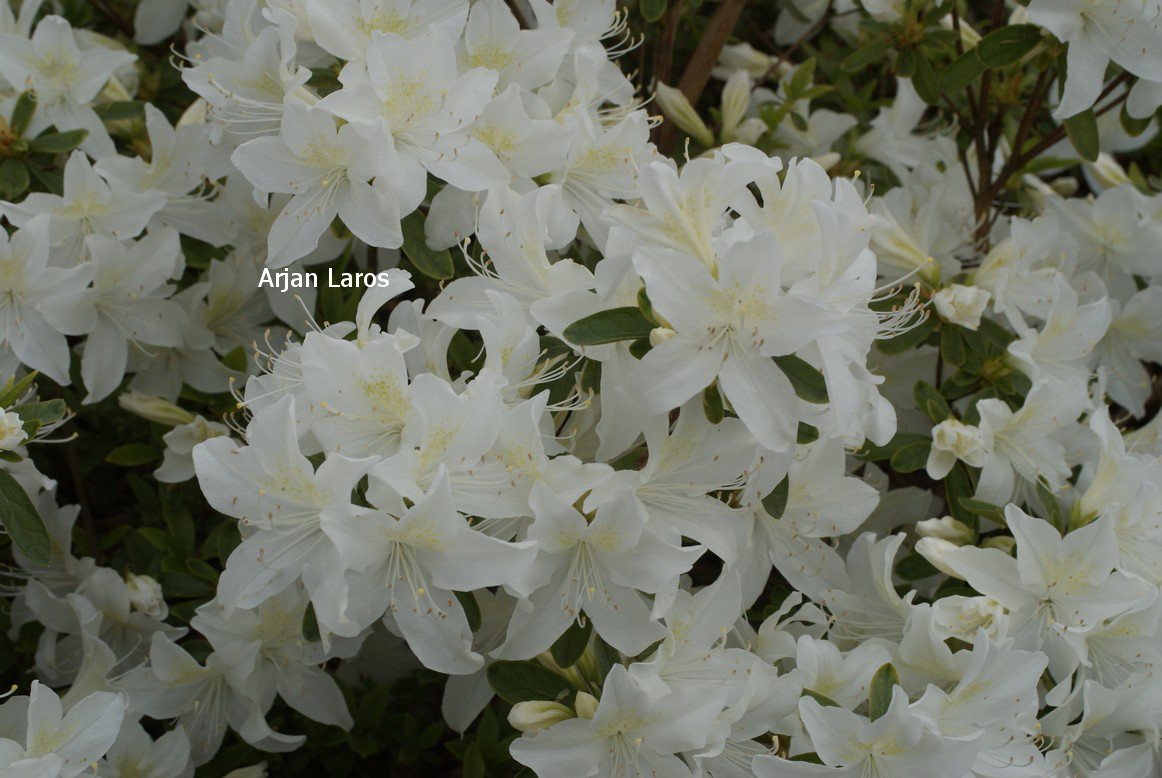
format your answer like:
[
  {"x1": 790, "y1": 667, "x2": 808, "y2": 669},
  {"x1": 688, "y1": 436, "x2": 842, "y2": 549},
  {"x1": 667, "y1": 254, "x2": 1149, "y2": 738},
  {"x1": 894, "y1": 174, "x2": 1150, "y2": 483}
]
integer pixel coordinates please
[
  {"x1": 124, "y1": 572, "x2": 167, "y2": 620},
  {"x1": 926, "y1": 418, "x2": 988, "y2": 480},
  {"x1": 230, "y1": 103, "x2": 403, "y2": 267},
  {"x1": 932, "y1": 283, "x2": 991, "y2": 330},
  {"x1": 0, "y1": 15, "x2": 134, "y2": 157},
  {"x1": 1027, "y1": 0, "x2": 1162, "y2": 119},
  {"x1": 155, "y1": 415, "x2": 230, "y2": 483},
  {"x1": 510, "y1": 664, "x2": 727, "y2": 778},
  {"x1": 0, "y1": 681, "x2": 126, "y2": 778},
  {"x1": 0, "y1": 410, "x2": 27, "y2": 451}
]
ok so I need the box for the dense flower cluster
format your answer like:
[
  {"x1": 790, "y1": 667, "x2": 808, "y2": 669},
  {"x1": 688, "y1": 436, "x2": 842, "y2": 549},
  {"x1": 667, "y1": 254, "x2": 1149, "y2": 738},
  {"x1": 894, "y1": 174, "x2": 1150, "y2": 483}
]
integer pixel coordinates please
[{"x1": 1, "y1": 0, "x2": 1162, "y2": 776}]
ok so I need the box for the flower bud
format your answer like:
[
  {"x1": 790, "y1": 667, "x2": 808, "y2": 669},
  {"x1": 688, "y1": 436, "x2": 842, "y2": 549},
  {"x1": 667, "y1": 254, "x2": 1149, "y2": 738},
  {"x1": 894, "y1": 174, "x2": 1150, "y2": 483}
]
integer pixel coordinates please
[
  {"x1": 574, "y1": 691, "x2": 599, "y2": 720},
  {"x1": 118, "y1": 392, "x2": 196, "y2": 427},
  {"x1": 927, "y1": 418, "x2": 988, "y2": 479},
  {"x1": 654, "y1": 83, "x2": 715, "y2": 149},
  {"x1": 981, "y1": 536, "x2": 1016, "y2": 554},
  {"x1": 915, "y1": 537, "x2": 965, "y2": 579},
  {"x1": 176, "y1": 98, "x2": 209, "y2": 128},
  {"x1": 649, "y1": 327, "x2": 677, "y2": 348},
  {"x1": 223, "y1": 765, "x2": 268, "y2": 778},
  {"x1": 1085, "y1": 153, "x2": 1130, "y2": 190},
  {"x1": 507, "y1": 701, "x2": 574, "y2": 732},
  {"x1": 125, "y1": 573, "x2": 168, "y2": 620},
  {"x1": 0, "y1": 411, "x2": 27, "y2": 451},
  {"x1": 932, "y1": 284, "x2": 991, "y2": 330},
  {"x1": 916, "y1": 516, "x2": 974, "y2": 546},
  {"x1": 719, "y1": 70, "x2": 752, "y2": 143}
]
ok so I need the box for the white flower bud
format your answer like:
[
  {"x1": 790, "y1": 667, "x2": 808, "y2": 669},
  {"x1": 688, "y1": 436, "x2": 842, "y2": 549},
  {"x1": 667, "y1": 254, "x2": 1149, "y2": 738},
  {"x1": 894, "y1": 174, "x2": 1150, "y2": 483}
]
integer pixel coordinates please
[
  {"x1": 125, "y1": 573, "x2": 168, "y2": 620},
  {"x1": 916, "y1": 516, "x2": 975, "y2": 546},
  {"x1": 649, "y1": 327, "x2": 677, "y2": 348},
  {"x1": 713, "y1": 43, "x2": 774, "y2": 80},
  {"x1": 574, "y1": 691, "x2": 599, "y2": 720},
  {"x1": 654, "y1": 83, "x2": 715, "y2": 149},
  {"x1": 223, "y1": 765, "x2": 268, "y2": 778},
  {"x1": 1085, "y1": 153, "x2": 1130, "y2": 190},
  {"x1": 1050, "y1": 177, "x2": 1079, "y2": 197},
  {"x1": 981, "y1": 536, "x2": 1016, "y2": 554},
  {"x1": 176, "y1": 97, "x2": 209, "y2": 128},
  {"x1": 0, "y1": 411, "x2": 27, "y2": 451},
  {"x1": 927, "y1": 418, "x2": 988, "y2": 479},
  {"x1": 118, "y1": 392, "x2": 196, "y2": 427},
  {"x1": 507, "y1": 701, "x2": 574, "y2": 732},
  {"x1": 915, "y1": 537, "x2": 965, "y2": 579},
  {"x1": 719, "y1": 70, "x2": 752, "y2": 142},
  {"x1": 932, "y1": 284, "x2": 991, "y2": 330}
]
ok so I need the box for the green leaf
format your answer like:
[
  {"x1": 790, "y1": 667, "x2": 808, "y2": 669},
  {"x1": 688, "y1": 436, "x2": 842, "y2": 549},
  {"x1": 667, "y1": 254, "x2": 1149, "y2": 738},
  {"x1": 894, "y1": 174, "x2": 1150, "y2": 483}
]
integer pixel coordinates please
[
  {"x1": 788, "y1": 58, "x2": 817, "y2": 98},
  {"x1": 911, "y1": 51, "x2": 941, "y2": 104},
  {"x1": 563, "y1": 307, "x2": 654, "y2": 346},
  {"x1": 772, "y1": 354, "x2": 828, "y2": 404},
  {"x1": 462, "y1": 742, "x2": 486, "y2": 778},
  {"x1": 797, "y1": 422, "x2": 819, "y2": 444},
  {"x1": 486, "y1": 660, "x2": 575, "y2": 705},
  {"x1": 302, "y1": 601, "x2": 322, "y2": 642},
  {"x1": 945, "y1": 463, "x2": 976, "y2": 527},
  {"x1": 0, "y1": 159, "x2": 30, "y2": 199},
  {"x1": 551, "y1": 618, "x2": 592, "y2": 668},
  {"x1": 896, "y1": 46, "x2": 917, "y2": 79},
  {"x1": 941, "y1": 49, "x2": 988, "y2": 92},
  {"x1": 896, "y1": 552, "x2": 940, "y2": 581},
  {"x1": 10, "y1": 91, "x2": 36, "y2": 136},
  {"x1": 868, "y1": 663, "x2": 901, "y2": 721},
  {"x1": 889, "y1": 440, "x2": 932, "y2": 473},
  {"x1": 941, "y1": 325, "x2": 966, "y2": 366},
  {"x1": 702, "y1": 383, "x2": 724, "y2": 424},
  {"x1": 841, "y1": 39, "x2": 892, "y2": 74},
  {"x1": 762, "y1": 475, "x2": 790, "y2": 519},
  {"x1": 400, "y1": 211, "x2": 454, "y2": 280},
  {"x1": 456, "y1": 590, "x2": 482, "y2": 632},
  {"x1": 159, "y1": 571, "x2": 215, "y2": 598},
  {"x1": 94, "y1": 100, "x2": 145, "y2": 121},
  {"x1": 0, "y1": 470, "x2": 51, "y2": 565},
  {"x1": 857, "y1": 432, "x2": 931, "y2": 462},
  {"x1": 801, "y1": 689, "x2": 840, "y2": 707},
  {"x1": 0, "y1": 372, "x2": 38, "y2": 407},
  {"x1": 27, "y1": 129, "x2": 89, "y2": 154},
  {"x1": 976, "y1": 24, "x2": 1042, "y2": 68},
  {"x1": 1036, "y1": 478, "x2": 1064, "y2": 531},
  {"x1": 1063, "y1": 108, "x2": 1099, "y2": 162},
  {"x1": 106, "y1": 443, "x2": 160, "y2": 466},
  {"x1": 913, "y1": 381, "x2": 950, "y2": 423},
  {"x1": 958, "y1": 496, "x2": 1006, "y2": 524},
  {"x1": 1120, "y1": 103, "x2": 1154, "y2": 138},
  {"x1": 14, "y1": 399, "x2": 66, "y2": 428},
  {"x1": 186, "y1": 558, "x2": 220, "y2": 583},
  {"x1": 641, "y1": 0, "x2": 666, "y2": 22}
]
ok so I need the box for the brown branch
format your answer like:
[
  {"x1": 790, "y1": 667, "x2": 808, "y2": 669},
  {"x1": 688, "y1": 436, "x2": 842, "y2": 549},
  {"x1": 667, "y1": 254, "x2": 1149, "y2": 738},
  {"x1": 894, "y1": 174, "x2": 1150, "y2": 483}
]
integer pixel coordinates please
[
  {"x1": 653, "y1": 3, "x2": 682, "y2": 88},
  {"x1": 656, "y1": 0, "x2": 750, "y2": 153}
]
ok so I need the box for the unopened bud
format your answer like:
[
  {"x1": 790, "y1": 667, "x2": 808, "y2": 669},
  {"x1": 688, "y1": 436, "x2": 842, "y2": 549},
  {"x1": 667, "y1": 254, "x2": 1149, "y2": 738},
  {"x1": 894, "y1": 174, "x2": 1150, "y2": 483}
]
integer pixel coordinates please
[
  {"x1": 1085, "y1": 153, "x2": 1130, "y2": 190},
  {"x1": 719, "y1": 70, "x2": 752, "y2": 142},
  {"x1": 125, "y1": 573, "x2": 168, "y2": 620},
  {"x1": 932, "y1": 284, "x2": 991, "y2": 331},
  {"x1": 0, "y1": 411, "x2": 27, "y2": 451},
  {"x1": 649, "y1": 327, "x2": 677, "y2": 348},
  {"x1": 118, "y1": 393, "x2": 196, "y2": 427},
  {"x1": 574, "y1": 691, "x2": 599, "y2": 720},
  {"x1": 222, "y1": 765, "x2": 268, "y2": 778},
  {"x1": 655, "y1": 83, "x2": 714, "y2": 149},
  {"x1": 981, "y1": 536, "x2": 1016, "y2": 554},
  {"x1": 915, "y1": 537, "x2": 965, "y2": 579},
  {"x1": 916, "y1": 516, "x2": 974, "y2": 546},
  {"x1": 508, "y1": 701, "x2": 574, "y2": 732}
]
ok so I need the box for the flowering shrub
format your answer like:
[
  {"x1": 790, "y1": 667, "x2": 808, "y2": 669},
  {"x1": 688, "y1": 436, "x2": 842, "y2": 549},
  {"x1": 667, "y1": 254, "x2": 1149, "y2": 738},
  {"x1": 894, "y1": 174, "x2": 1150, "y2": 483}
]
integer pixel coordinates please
[{"x1": 0, "y1": 0, "x2": 1161, "y2": 775}]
